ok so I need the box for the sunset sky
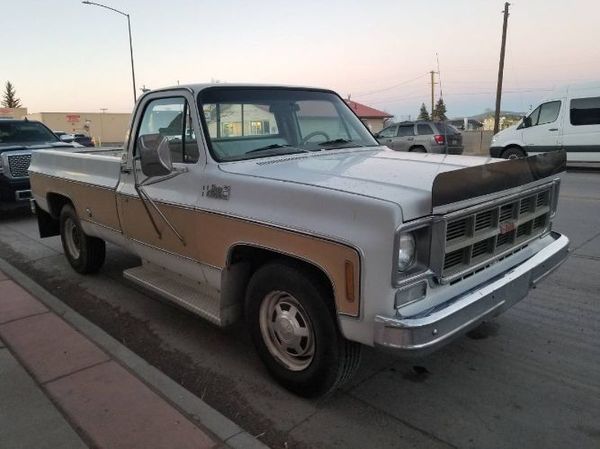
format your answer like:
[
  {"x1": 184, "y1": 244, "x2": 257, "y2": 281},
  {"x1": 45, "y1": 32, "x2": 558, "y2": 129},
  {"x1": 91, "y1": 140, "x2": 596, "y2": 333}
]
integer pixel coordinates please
[{"x1": 2, "y1": 0, "x2": 599, "y2": 119}]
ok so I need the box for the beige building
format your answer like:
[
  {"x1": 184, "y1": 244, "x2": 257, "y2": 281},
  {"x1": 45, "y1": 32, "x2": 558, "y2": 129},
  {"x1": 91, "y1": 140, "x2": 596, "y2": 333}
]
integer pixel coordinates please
[
  {"x1": 27, "y1": 111, "x2": 131, "y2": 145},
  {"x1": 0, "y1": 107, "x2": 28, "y2": 119},
  {"x1": 482, "y1": 115, "x2": 521, "y2": 131}
]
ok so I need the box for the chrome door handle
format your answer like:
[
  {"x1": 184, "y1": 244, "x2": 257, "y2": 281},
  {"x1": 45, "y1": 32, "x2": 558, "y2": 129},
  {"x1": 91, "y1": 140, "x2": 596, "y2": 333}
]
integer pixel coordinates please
[
  {"x1": 548, "y1": 128, "x2": 558, "y2": 131},
  {"x1": 407, "y1": 137, "x2": 414, "y2": 141}
]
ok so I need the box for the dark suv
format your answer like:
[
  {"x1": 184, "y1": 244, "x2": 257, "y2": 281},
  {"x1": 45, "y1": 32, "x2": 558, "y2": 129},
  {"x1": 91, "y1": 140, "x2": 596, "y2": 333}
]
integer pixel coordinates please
[
  {"x1": 375, "y1": 121, "x2": 464, "y2": 154},
  {"x1": 0, "y1": 120, "x2": 76, "y2": 201}
]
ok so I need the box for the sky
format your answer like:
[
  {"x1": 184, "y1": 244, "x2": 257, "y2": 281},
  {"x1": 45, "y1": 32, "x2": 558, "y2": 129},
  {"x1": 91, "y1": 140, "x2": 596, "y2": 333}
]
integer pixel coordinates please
[{"x1": 2, "y1": 0, "x2": 599, "y2": 119}]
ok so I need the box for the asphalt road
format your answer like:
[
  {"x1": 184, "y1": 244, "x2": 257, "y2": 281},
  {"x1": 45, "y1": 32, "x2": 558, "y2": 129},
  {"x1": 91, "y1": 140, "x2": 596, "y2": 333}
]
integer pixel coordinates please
[{"x1": 0, "y1": 171, "x2": 599, "y2": 449}]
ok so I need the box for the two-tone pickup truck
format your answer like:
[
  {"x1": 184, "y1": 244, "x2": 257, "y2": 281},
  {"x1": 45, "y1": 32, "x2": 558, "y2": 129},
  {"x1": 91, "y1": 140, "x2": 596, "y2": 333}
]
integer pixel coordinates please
[{"x1": 29, "y1": 84, "x2": 569, "y2": 397}]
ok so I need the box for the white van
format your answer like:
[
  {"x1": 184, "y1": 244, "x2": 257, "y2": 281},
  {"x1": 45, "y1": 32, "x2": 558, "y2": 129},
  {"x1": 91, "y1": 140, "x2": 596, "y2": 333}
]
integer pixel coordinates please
[{"x1": 490, "y1": 84, "x2": 600, "y2": 162}]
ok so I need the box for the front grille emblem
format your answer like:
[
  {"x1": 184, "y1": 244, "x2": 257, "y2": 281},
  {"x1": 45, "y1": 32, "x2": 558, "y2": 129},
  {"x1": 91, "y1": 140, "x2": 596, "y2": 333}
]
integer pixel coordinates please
[{"x1": 499, "y1": 221, "x2": 516, "y2": 235}]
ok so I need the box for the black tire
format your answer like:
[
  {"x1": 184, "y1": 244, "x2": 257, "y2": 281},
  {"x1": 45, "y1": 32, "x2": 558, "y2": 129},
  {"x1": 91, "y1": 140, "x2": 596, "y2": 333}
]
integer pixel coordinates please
[
  {"x1": 501, "y1": 146, "x2": 526, "y2": 159},
  {"x1": 245, "y1": 261, "x2": 362, "y2": 397},
  {"x1": 409, "y1": 146, "x2": 427, "y2": 153},
  {"x1": 59, "y1": 204, "x2": 105, "y2": 274}
]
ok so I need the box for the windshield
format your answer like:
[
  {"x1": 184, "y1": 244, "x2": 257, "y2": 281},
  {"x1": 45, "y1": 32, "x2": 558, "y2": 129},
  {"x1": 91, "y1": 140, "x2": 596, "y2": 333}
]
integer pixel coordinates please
[
  {"x1": 0, "y1": 121, "x2": 59, "y2": 146},
  {"x1": 197, "y1": 87, "x2": 379, "y2": 162}
]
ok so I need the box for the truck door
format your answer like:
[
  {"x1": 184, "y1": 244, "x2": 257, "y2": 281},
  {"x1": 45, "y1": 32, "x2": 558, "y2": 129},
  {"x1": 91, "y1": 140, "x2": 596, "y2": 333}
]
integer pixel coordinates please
[
  {"x1": 395, "y1": 124, "x2": 416, "y2": 151},
  {"x1": 377, "y1": 124, "x2": 398, "y2": 149},
  {"x1": 116, "y1": 91, "x2": 204, "y2": 267},
  {"x1": 521, "y1": 100, "x2": 562, "y2": 154}
]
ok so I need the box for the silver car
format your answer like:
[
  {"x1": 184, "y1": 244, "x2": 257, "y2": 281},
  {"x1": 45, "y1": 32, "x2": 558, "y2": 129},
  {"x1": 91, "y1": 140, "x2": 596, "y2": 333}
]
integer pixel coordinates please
[{"x1": 375, "y1": 121, "x2": 464, "y2": 154}]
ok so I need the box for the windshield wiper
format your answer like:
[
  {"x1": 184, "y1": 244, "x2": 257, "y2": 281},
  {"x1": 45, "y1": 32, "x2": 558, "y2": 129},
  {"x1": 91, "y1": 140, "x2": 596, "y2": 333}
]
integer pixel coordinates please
[
  {"x1": 246, "y1": 144, "x2": 304, "y2": 154},
  {"x1": 315, "y1": 138, "x2": 361, "y2": 149}
]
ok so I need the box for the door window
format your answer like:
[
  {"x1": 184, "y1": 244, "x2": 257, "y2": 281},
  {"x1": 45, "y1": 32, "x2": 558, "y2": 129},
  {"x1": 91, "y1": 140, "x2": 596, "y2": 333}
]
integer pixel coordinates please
[
  {"x1": 537, "y1": 101, "x2": 561, "y2": 125},
  {"x1": 570, "y1": 97, "x2": 600, "y2": 126},
  {"x1": 527, "y1": 107, "x2": 540, "y2": 126},
  {"x1": 137, "y1": 97, "x2": 199, "y2": 163},
  {"x1": 526, "y1": 101, "x2": 561, "y2": 127},
  {"x1": 416, "y1": 124, "x2": 433, "y2": 135},
  {"x1": 397, "y1": 125, "x2": 415, "y2": 137},
  {"x1": 378, "y1": 125, "x2": 397, "y2": 138}
]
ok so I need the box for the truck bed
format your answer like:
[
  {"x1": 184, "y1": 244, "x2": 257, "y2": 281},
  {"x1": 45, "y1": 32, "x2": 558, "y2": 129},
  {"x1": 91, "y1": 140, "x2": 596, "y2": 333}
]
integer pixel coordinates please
[
  {"x1": 29, "y1": 147, "x2": 124, "y2": 232},
  {"x1": 29, "y1": 147, "x2": 123, "y2": 189}
]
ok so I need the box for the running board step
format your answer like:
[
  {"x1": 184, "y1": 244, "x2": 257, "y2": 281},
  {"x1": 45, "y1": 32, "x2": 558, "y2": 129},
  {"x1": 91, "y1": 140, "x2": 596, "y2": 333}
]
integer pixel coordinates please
[{"x1": 123, "y1": 263, "x2": 228, "y2": 326}]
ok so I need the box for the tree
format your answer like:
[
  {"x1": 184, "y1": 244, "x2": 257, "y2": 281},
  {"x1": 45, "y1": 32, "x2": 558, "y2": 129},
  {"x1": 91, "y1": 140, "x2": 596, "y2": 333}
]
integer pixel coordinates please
[
  {"x1": 417, "y1": 103, "x2": 430, "y2": 121},
  {"x1": 433, "y1": 98, "x2": 447, "y2": 121},
  {"x1": 1, "y1": 81, "x2": 22, "y2": 108}
]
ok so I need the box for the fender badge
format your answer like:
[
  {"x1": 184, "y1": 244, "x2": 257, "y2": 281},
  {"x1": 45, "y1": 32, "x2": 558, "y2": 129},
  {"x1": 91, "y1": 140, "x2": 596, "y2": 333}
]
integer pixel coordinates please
[{"x1": 203, "y1": 184, "x2": 231, "y2": 200}]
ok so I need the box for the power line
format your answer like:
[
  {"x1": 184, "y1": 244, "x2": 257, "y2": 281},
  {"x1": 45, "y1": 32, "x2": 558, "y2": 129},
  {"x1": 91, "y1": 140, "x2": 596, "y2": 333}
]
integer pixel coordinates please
[{"x1": 353, "y1": 73, "x2": 429, "y2": 98}]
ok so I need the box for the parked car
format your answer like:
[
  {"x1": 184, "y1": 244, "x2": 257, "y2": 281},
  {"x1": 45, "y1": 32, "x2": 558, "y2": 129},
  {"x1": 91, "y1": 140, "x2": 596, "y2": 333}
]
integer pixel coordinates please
[
  {"x1": 30, "y1": 83, "x2": 568, "y2": 397},
  {"x1": 375, "y1": 121, "x2": 464, "y2": 154},
  {"x1": 54, "y1": 131, "x2": 95, "y2": 147},
  {"x1": 490, "y1": 83, "x2": 600, "y2": 162},
  {"x1": 73, "y1": 133, "x2": 95, "y2": 147},
  {"x1": 0, "y1": 120, "x2": 77, "y2": 201}
]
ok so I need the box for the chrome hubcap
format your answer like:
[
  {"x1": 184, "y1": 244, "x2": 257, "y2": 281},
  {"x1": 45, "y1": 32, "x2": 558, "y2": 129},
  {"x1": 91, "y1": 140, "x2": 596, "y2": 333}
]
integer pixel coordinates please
[
  {"x1": 64, "y1": 218, "x2": 81, "y2": 259},
  {"x1": 259, "y1": 291, "x2": 315, "y2": 371}
]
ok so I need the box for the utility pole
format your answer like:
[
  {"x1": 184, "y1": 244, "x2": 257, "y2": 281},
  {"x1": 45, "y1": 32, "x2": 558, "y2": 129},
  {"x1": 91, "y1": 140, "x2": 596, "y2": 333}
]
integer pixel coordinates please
[
  {"x1": 494, "y1": 2, "x2": 510, "y2": 135},
  {"x1": 430, "y1": 70, "x2": 436, "y2": 119}
]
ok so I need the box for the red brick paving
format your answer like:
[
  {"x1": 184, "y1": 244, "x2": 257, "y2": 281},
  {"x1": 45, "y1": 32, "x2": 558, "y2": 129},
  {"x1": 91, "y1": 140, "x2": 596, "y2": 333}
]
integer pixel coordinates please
[
  {"x1": 0, "y1": 269, "x2": 7, "y2": 281},
  {"x1": 1, "y1": 277, "x2": 218, "y2": 449},
  {"x1": 47, "y1": 361, "x2": 216, "y2": 449},
  {"x1": 0, "y1": 279, "x2": 48, "y2": 324},
  {"x1": 0, "y1": 312, "x2": 110, "y2": 383}
]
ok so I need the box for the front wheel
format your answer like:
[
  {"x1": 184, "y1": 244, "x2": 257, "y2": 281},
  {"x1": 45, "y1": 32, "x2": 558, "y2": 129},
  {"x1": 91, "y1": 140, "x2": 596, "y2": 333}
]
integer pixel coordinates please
[
  {"x1": 60, "y1": 204, "x2": 106, "y2": 274},
  {"x1": 501, "y1": 146, "x2": 526, "y2": 159},
  {"x1": 245, "y1": 261, "x2": 361, "y2": 397}
]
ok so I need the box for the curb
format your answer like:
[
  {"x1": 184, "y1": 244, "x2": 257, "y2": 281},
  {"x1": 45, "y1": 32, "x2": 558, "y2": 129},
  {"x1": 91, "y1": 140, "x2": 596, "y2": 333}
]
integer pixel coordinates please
[{"x1": 0, "y1": 257, "x2": 269, "y2": 449}]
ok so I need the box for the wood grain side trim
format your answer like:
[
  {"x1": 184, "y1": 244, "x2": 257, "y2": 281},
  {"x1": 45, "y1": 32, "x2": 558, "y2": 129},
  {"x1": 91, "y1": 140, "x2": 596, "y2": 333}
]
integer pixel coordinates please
[{"x1": 30, "y1": 173, "x2": 121, "y2": 230}]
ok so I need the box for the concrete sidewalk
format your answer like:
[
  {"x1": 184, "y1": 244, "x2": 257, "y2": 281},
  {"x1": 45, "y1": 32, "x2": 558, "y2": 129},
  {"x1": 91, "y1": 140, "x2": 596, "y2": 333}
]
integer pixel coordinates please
[{"x1": 0, "y1": 265, "x2": 267, "y2": 449}]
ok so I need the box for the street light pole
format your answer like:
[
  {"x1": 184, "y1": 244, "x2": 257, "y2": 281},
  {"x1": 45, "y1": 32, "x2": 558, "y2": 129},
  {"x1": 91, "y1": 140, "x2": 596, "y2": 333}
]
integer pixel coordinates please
[{"x1": 82, "y1": 1, "x2": 137, "y2": 104}]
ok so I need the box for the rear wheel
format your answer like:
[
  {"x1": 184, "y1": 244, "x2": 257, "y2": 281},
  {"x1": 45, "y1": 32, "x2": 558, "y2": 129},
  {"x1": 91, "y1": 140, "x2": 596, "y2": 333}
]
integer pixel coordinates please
[
  {"x1": 409, "y1": 146, "x2": 427, "y2": 153},
  {"x1": 60, "y1": 204, "x2": 105, "y2": 274},
  {"x1": 245, "y1": 261, "x2": 362, "y2": 397},
  {"x1": 501, "y1": 146, "x2": 526, "y2": 159}
]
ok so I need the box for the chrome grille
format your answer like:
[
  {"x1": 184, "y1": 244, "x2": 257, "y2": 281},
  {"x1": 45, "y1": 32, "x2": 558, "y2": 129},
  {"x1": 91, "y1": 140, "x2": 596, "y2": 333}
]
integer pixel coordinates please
[
  {"x1": 440, "y1": 186, "x2": 553, "y2": 280},
  {"x1": 7, "y1": 154, "x2": 32, "y2": 178}
]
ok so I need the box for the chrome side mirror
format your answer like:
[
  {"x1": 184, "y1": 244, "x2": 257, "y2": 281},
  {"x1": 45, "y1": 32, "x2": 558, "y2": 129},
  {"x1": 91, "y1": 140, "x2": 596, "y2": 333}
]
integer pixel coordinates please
[
  {"x1": 137, "y1": 134, "x2": 173, "y2": 177},
  {"x1": 59, "y1": 134, "x2": 75, "y2": 143}
]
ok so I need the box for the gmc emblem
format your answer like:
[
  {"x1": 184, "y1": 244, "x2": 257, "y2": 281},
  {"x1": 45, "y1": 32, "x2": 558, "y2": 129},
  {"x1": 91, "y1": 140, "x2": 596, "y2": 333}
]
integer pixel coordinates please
[{"x1": 499, "y1": 221, "x2": 516, "y2": 235}]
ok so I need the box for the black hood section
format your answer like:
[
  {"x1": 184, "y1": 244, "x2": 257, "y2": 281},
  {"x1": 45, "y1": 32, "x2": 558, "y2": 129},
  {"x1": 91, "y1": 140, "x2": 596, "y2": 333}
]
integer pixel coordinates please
[{"x1": 432, "y1": 150, "x2": 566, "y2": 208}]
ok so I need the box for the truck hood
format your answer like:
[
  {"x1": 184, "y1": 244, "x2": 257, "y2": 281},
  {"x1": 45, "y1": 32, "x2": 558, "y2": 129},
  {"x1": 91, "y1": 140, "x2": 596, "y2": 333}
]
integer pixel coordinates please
[
  {"x1": 492, "y1": 122, "x2": 521, "y2": 142},
  {"x1": 0, "y1": 142, "x2": 78, "y2": 154},
  {"x1": 219, "y1": 147, "x2": 498, "y2": 221}
]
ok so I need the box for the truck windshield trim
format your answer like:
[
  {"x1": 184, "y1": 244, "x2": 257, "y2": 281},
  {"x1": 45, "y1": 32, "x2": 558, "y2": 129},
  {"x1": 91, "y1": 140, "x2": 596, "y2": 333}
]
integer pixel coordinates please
[{"x1": 197, "y1": 87, "x2": 379, "y2": 162}]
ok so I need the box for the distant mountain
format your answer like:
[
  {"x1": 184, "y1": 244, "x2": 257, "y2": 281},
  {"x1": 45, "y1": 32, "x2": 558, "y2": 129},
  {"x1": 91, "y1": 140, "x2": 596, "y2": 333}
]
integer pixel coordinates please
[{"x1": 467, "y1": 110, "x2": 525, "y2": 121}]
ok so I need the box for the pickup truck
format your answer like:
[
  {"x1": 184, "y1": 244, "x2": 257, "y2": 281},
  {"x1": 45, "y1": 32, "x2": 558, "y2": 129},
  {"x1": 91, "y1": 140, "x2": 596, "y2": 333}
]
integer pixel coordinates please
[
  {"x1": 0, "y1": 119, "x2": 77, "y2": 201},
  {"x1": 29, "y1": 84, "x2": 570, "y2": 397}
]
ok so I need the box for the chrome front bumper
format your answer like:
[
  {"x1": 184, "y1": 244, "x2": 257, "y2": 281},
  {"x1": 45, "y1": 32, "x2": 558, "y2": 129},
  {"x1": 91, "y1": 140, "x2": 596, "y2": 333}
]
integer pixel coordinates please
[{"x1": 374, "y1": 231, "x2": 569, "y2": 356}]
